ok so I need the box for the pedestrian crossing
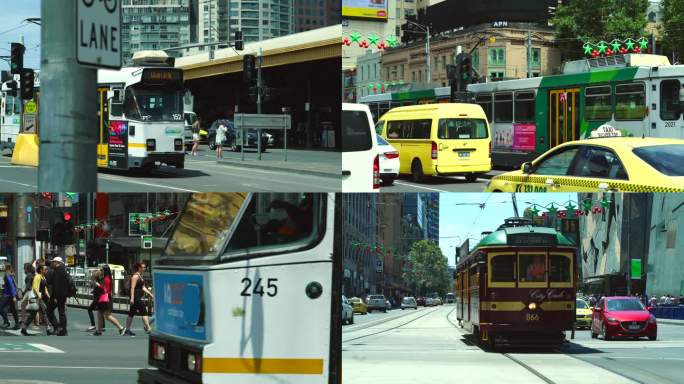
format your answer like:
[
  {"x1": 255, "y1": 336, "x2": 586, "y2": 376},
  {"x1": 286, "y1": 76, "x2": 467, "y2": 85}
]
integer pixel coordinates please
[{"x1": 0, "y1": 342, "x2": 64, "y2": 353}]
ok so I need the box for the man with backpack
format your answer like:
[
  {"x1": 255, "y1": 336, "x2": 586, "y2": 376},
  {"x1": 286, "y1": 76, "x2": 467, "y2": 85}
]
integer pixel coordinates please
[{"x1": 46, "y1": 257, "x2": 76, "y2": 336}]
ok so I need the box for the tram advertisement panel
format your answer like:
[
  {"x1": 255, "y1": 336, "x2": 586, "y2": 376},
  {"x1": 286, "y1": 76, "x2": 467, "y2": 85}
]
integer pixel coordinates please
[
  {"x1": 154, "y1": 272, "x2": 206, "y2": 340},
  {"x1": 513, "y1": 123, "x2": 536, "y2": 151},
  {"x1": 108, "y1": 120, "x2": 128, "y2": 169}
]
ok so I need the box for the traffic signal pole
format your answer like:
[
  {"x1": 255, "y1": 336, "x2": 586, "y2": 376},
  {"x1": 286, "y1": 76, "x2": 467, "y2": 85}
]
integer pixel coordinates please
[
  {"x1": 39, "y1": 0, "x2": 98, "y2": 192},
  {"x1": 425, "y1": 26, "x2": 430, "y2": 85},
  {"x1": 257, "y1": 47, "x2": 262, "y2": 160}
]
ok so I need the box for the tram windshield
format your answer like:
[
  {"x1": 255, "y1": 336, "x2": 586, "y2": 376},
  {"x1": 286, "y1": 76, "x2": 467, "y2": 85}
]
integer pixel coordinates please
[
  {"x1": 519, "y1": 254, "x2": 547, "y2": 283},
  {"x1": 123, "y1": 85, "x2": 184, "y2": 122},
  {"x1": 164, "y1": 193, "x2": 323, "y2": 260}
]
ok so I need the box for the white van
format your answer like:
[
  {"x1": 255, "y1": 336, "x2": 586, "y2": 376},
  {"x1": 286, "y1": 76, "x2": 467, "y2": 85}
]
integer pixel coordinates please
[{"x1": 342, "y1": 103, "x2": 379, "y2": 192}]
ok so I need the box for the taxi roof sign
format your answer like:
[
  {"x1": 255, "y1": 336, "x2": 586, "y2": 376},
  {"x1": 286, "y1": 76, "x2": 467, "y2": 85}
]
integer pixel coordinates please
[{"x1": 590, "y1": 125, "x2": 622, "y2": 138}]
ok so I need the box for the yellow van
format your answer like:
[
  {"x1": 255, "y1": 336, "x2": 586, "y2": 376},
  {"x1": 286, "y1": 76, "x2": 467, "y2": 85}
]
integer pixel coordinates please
[{"x1": 378, "y1": 103, "x2": 491, "y2": 182}]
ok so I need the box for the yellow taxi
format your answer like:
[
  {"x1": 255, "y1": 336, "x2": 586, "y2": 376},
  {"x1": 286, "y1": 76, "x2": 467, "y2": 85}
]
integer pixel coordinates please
[
  {"x1": 575, "y1": 299, "x2": 593, "y2": 329},
  {"x1": 485, "y1": 125, "x2": 684, "y2": 192},
  {"x1": 349, "y1": 297, "x2": 368, "y2": 315}
]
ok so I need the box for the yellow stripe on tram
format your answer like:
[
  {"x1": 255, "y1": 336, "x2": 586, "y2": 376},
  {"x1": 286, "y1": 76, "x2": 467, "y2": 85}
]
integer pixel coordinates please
[
  {"x1": 203, "y1": 357, "x2": 324, "y2": 375},
  {"x1": 128, "y1": 143, "x2": 147, "y2": 148}
]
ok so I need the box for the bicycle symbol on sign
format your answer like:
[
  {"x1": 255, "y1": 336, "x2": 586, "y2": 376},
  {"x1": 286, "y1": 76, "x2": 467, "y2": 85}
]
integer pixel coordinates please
[{"x1": 82, "y1": 0, "x2": 118, "y2": 13}]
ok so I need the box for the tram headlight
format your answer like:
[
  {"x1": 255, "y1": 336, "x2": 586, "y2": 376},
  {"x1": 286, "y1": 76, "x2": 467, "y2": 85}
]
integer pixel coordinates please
[
  {"x1": 146, "y1": 139, "x2": 156, "y2": 151},
  {"x1": 151, "y1": 341, "x2": 166, "y2": 361},
  {"x1": 528, "y1": 302, "x2": 537, "y2": 311},
  {"x1": 174, "y1": 138, "x2": 183, "y2": 151},
  {"x1": 187, "y1": 352, "x2": 203, "y2": 373}
]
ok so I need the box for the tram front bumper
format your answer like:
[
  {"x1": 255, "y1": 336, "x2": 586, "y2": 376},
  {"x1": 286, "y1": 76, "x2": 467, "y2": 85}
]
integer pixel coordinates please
[{"x1": 138, "y1": 368, "x2": 196, "y2": 384}]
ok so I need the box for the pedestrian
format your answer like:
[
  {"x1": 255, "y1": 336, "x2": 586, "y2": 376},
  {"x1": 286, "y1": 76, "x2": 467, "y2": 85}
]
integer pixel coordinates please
[
  {"x1": 19, "y1": 263, "x2": 35, "y2": 326},
  {"x1": 215, "y1": 121, "x2": 228, "y2": 160},
  {"x1": 1, "y1": 263, "x2": 20, "y2": 329},
  {"x1": 94, "y1": 265, "x2": 125, "y2": 336},
  {"x1": 191, "y1": 117, "x2": 201, "y2": 156},
  {"x1": 46, "y1": 257, "x2": 70, "y2": 336},
  {"x1": 123, "y1": 262, "x2": 154, "y2": 336},
  {"x1": 21, "y1": 264, "x2": 51, "y2": 336},
  {"x1": 649, "y1": 295, "x2": 658, "y2": 308},
  {"x1": 87, "y1": 270, "x2": 105, "y2": 332}
]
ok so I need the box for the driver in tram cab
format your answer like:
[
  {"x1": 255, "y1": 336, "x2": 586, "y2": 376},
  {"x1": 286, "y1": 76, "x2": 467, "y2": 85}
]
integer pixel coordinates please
[
  {"x1": 526, "y1": 255, "x2": 546, "y2": 282},
  {"x1": 264, "y1": 194, "x2": 314, "y2": 241}
]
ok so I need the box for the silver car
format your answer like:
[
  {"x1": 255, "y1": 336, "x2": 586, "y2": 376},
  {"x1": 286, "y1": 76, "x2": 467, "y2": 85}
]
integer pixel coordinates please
[
  {"x1": 367, "y1": 294, "x2": 387, "y2": 313},
  {"x1": 401, "y1": 297, "x2": 418, "y2": 310},
  {"x1": 342, "y1": 295, "x2": 354, "y2": 325}
]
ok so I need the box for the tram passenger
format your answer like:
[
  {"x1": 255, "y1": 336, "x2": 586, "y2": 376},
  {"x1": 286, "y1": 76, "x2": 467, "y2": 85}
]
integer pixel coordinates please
[{"x1": 526, "y1": 255, "x2": 546, "y2": 282}]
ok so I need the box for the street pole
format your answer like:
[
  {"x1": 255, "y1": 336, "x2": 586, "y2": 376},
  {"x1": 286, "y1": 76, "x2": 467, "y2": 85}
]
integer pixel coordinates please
[
  {"x1": 40, "y1": 0, "x2": 97, "y2": 191},
  {"x1": 257, "y1": 47, "x2": 262, "y2": 160},
  {"x1": 425, "y1": 26, "x2": 430, "y2": 85}
]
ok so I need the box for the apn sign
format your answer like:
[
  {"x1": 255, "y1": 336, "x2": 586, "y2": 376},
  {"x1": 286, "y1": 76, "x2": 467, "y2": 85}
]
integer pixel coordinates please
[
  {"x1": 77, "y1": 0, "x2": 121, "y2": 69},
  {"x1": 492, "y1": 21, "x2": 509, "y2": 27}
]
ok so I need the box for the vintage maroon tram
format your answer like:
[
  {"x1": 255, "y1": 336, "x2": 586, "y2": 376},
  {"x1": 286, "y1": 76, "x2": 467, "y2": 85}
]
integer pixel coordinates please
[{"x1": 455, "y1": 218, "x2": 577, "y2": 348}]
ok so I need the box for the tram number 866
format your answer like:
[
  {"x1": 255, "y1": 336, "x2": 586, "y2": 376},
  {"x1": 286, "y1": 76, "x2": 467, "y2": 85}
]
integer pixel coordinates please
[
  {"x1": 526, "y1": 313, "x2": 540, "y2": 321},
  {"x1": 241, "y1": 277, "x2": 279, "y2": 297}
]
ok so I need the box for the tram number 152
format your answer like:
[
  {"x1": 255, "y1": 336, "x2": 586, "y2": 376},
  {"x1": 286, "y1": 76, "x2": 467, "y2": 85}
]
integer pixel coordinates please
[{"x1": 241, "y1": 277, "x2": 278, "y2": 297}]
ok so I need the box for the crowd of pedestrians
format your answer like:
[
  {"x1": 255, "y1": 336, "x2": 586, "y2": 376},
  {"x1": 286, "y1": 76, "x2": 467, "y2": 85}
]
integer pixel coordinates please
[{"x1": 1, "y1": 259, "x2": 154, "y2": 337}]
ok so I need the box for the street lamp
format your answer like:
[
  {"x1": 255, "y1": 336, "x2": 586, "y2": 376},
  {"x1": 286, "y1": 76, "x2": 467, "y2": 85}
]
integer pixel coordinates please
[{"x1": 404, "y1": 19, "x2": 431, "y2": 85}]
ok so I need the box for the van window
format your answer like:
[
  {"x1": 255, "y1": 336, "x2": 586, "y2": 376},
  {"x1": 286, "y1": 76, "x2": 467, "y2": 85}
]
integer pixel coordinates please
[
  {"x1": 342, "y1": 110, "x2": 373, "y2": 152},
  {"x1": 437, "y1": 119, "x2": 488, "y2": 139},
  {"x1": 387, "y1": 119, "x2": 431, "y2": 139},
  {"x1": 494, "y1": 93, "x2": 513, "y2": 123}
]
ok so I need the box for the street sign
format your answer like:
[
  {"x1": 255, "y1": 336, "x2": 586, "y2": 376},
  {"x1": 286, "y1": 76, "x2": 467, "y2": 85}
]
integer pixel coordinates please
[
  {"x1": 24, "y1": 100, "x2": 37, "y2": 115},
  {"x1": 129, "y1": 213, "x2": 151, "y2": 236},
  {"x1": 77, "y1": 0, "x2": 122, "y2": 69},
  {"x1": 22, "y1": 114, "x2": 35, "y2": 133},
  {"x1": 233, "y1": 114, "x2": 291, "y2": 130},
  {"x1": 142, "y1": 235, "x2": 153, "y2": 249},
  {"x1": 376, "y1": 259, "x2": 383, "y2": 273},
  {"x1": 66, "y1": 255, "x2": 75, "y2": 266},
  {"x1": 631, "y1": 259, "x2": 642, "y2": 279}
]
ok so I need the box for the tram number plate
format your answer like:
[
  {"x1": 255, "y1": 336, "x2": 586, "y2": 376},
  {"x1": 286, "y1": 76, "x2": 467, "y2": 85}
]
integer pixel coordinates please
[
  {"x1": 241, "y1": 277, "x2": 278, "y2": 297},
  {"x1": 526, "y1": 313, "x2": 540, "y2": 321},
  {"x1": 458, "y1": 152, "x2": 470, "y2": 158}
]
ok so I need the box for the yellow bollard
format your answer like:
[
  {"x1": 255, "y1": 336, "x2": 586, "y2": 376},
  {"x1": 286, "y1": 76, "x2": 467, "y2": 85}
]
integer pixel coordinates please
[{"x1": 11, "y1": 133, "x2": 39, "y2": 167}]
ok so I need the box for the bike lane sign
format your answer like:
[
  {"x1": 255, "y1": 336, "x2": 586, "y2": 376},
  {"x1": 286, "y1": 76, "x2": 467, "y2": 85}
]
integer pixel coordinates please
[{"x1": 77, "y1": 0, "x2": 122, "y2": 69}]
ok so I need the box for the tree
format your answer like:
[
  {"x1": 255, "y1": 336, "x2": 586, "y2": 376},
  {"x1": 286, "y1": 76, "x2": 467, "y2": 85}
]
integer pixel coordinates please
[
  {"x1": 660, "y1": 0, "x2": 684, "y2": 60},
  {"x1": 402, "y1": 240, "x2": 451, "y2": 296},
  {"x1": 552, "y1": 0, "x2": 648, "y2": 59}
]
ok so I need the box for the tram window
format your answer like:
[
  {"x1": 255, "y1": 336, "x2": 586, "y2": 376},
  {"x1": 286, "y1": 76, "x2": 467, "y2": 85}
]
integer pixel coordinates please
[
  {"x1": 660, "y1": 80, "x2": 681, "y2": 121},
  {"x1": 490, "y1": 254, "x2": 515, "y2": 282},
  {"x1": 549, "y1": 254, "x2": 571, "y2": 283},
  {"x1": 494, "y1": 93, "x2": 513, "y2": 123},
  {"x1": 615, "y1": 83, "x2": 646, "y2": 121},
  {"x1": 475, "y1": 94, "x2": 493, "y2": 123},
  {"x1": 514, "y1": 91, "x2": 535, "y2": 123},
  {"x1": 123, "y1": 88, "x2": 141, "y2": 120},
  {"x1": 224, "y1": 193, "x2": 320, "y2": 255},
  {"x1": 571, "y1": 147, "x2": 627, "y2": 180},
  {"x1": 584, "y1": 86, "x2": 612, "y2": 121},
  {"x1": 165, "y1": 193, "x2": 248, "y2": 257},
  {"x1": 532, "y1": 147, "x2": 580, "y2": 176},
  {"x1": 519, "y1": 254, "x2": 546, "y2": 283}
]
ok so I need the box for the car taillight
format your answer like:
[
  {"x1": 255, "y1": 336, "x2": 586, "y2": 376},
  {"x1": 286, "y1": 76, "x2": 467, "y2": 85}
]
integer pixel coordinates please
[
  {"x1": 431, "y1": 141, "x2": 438, "y2": 159},
  {"x1": 373, "y1": 155, "x2": 380, "y2": 189},
  {"x1": 384, "y1": 151, "x2": 399, "y2": 159},
  {"x1": 174, "y1": 139, "x2": 183, "y2": 151},
  {"x1": 151, "y1": 341, "x2": 166, "y2": 361},
  {"x1": 146, "y1": 139, "x2": 156, "y2": 151},
  {"x1": 187, "y1": 352, "x2": 202, "y2": 373}
]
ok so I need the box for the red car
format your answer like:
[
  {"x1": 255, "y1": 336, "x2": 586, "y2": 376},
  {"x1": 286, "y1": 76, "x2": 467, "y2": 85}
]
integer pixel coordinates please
[
  {"x1": 591, "y1": 296, "x2": 657, "y2": 341},
  {"x1": 416, "y1": 297, "x2": 426, "y2": 306}
]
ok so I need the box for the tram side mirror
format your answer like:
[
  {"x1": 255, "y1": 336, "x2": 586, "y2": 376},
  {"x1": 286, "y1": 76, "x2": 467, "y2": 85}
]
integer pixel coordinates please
[{"x1": 521, "y1": 162, "x2": 532, "y2": 174}]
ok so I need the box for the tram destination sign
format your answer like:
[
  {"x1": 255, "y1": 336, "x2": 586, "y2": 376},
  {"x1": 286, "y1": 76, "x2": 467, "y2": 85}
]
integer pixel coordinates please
[
  {"x1": 507, "y1": 233, "x2": 557, "y2": 247},
  {"x1": 77, "y1": 0, "x2": 122, "y2": 69}
]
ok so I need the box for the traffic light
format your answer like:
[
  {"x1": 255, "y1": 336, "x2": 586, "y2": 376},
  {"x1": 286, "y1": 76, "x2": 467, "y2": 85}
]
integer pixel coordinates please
[
  {"x1": 6, "y1": 80, "x2": 18, "y2": 97},
  {"x1": 243, "y1": 54, "x2": 255, "y2": 83},
  {"x1": 50, "y1": 207, "x2": 76, "y2": 246},
  {"x1": 400, "y1": 22, "x2": 415, "y2": 44},
  {"x1": 19, "y1": 69, "x2": 34, "y2": 100},
  {"x1": 61, "y1": 207, "x2": 75, "y2": 245},
  {"x1": 10, "y1": 43, "x2": 25, "y2": 75},
  {"x1": 234, "y1": 31, "x2": 243, "y2": 51},
  {"x1": 455, "y1": 53, "x2": 473, "y2": 92}
]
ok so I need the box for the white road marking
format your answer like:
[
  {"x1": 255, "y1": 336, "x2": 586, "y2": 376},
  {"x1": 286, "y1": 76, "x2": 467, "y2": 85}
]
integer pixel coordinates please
[
  {"x1": 0, "y1": 365, "x2": 142, "y2": 370},
  {"x1": 391, "y1": 182, "x2": 449, "y2": 192},
  {"x1": 0, "y1": 178, "x2": 36, "y2": 188},
  {"x1": 29, "y1": 344, "x2": 64, "y2": 353},
  {"x1": 97, "y1": 175, "x2": 198, "y2": 192}
]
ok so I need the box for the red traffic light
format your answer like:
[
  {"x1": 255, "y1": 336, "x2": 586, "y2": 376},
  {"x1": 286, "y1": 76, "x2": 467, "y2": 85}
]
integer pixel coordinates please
[{"x1": 63, "y1": 212, "x2": 72, "y2": 221}]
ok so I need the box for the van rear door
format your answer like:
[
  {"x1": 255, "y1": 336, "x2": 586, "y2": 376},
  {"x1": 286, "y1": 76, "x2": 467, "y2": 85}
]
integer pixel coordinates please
[
  {"x1": 342, "y1": 103, "x2": 378, "y2": 192},
  {"x1": 435, "y1": 117, "x2": 491, "y2": 173}
]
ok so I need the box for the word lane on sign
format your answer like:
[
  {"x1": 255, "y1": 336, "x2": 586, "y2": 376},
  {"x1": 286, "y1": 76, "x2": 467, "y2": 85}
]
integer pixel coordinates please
[{"x1": 77, "y1": 0, "x2": 122, "y2": 69}]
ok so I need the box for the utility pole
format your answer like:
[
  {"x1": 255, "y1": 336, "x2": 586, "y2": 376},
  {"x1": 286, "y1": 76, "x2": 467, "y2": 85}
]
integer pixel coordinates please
[
  {"x1": 257, "y1": 47, "x2": 263, "y2": 159},
  {"x1": 425, "y1": 25, "x2": 430, "y2": 85},
  {"x1": 527, "y1": 29, "x2": 532, "y2": 78},
  {"x1": 40, "y1": 0, "x2": 98, "y2": 191}
]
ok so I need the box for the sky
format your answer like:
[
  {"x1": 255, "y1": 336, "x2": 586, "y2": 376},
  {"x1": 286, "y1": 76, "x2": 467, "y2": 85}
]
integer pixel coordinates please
[
  {"x1": 439, "y1": 193, "x2": 577, "y2": 267},
  {"x1": 0, "y1": 1, "x2": 41, "y2": 71}
]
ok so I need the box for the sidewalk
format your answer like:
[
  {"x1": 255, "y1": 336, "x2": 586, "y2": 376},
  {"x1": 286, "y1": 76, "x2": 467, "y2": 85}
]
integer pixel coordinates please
[
  {"x1": 656, "y1": 318, "x2": 684, "y2": 326},
  {"x1": 215, "y1": 148, "x2": 340, "y2": 178}
]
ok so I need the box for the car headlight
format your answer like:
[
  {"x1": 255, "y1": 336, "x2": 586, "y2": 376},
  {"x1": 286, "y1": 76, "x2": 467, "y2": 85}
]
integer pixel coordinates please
[{"x1": 606, "y1": 316, "x2": 619, "y2": 323}]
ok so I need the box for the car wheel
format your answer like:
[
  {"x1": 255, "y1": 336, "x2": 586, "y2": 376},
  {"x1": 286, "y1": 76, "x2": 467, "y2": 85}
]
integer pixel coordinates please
[
  {"x1": 350, "y1": 315, "x2": 354, "y2": 325},
  {"x1": 649, "y1": 334, "x2": 657, "y2": 341},
  {"x1": 401, "y1": 308, "x2": 404, "y2": 310},
  {"x1": 382, "y1": 177, "x2": 395, "y2": 186},
  {"x1": 411, "y1": 159, "x2": 424, "y2": 183},
  {"x1": 383, "y1": 309, "x2": 387, "y2": 313},
  {"x1": 602, "y1": 324, "x2": 611, "y2": 341},
  {"x1": 591, "y1": 325, "x2": 598, "y2": 338},
  {"x1": 465, "y1": 173, "x2": 479, "y2": 182}
]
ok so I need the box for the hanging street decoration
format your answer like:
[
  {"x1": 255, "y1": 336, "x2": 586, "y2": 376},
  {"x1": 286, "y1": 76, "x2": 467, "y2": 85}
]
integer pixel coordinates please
[
  {"x1": 343, "y1": 31, "x2": 399, "y2": 51},
  {"x1": 74, "y1": 210, "x2": 178, "y2": 233},
  {"x1": 582, "y1": 37, "x2": 648, "y2": 57},
  {"x1": 527, "y1": 195, "x2": 613, "y2": 218}
]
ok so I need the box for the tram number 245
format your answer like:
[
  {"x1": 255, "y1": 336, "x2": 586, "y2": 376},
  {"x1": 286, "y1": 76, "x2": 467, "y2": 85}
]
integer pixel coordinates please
[{"x1": 241, "y1": 277, "x2": 278, "y2": 297}]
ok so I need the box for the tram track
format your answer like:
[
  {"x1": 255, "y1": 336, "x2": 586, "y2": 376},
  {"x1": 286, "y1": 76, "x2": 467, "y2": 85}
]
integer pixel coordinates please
[{"x1": 342, "y1": 306, "x2": 444, "y2": 343}]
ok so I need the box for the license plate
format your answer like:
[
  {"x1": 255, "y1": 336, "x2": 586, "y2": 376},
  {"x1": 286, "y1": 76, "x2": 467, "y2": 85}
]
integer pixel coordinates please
[
  {"x1": 458, "y1": 152, "x2": 470, "y2": 158},
  {"x1": 628, "y1": 324, "x2": 640, "y2": 330},
  {"x1": 383, "y1": 169, "x2": 393, "y2": 172}
]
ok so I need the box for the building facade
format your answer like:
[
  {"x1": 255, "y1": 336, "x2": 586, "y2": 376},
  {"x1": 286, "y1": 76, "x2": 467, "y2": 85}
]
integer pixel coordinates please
[
  {"x1": 121, "y1": 0, "x2": 197, "y2": 65},
  {"x1": 377, "y1": 194, "x2": 407, "y2": 298},
  {"x1": 419, "y1": 193, "x2": 439, "y2": 243},
  {"x1": 647, "y1": 194, "x2": 684, "y2": 298},
  {"x1": 343, "y1": 194, "x2": 378, "y2": 298},
  {"x1": 294, "y1": 0, "x2": 340, "y2": 32},
  {"x1": 355, "y1": 50, "x2": 383, "y2": 100}
]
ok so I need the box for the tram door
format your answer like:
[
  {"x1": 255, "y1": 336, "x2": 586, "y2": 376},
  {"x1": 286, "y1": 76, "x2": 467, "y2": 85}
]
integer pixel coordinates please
[{"x1": 549, "y1": 89, "x2": 580, "y2": 148}]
